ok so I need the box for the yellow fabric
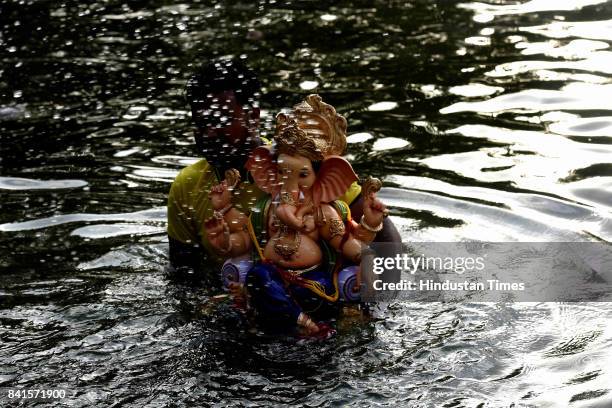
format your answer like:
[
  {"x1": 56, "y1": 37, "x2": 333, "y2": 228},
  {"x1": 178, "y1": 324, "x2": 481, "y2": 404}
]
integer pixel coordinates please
[
  {"x1": 167, "y1": 159, "x2": 266, "y2": 262},
  {"x1": 338, "y1": 181, "x2": 361, "y2": 206},
  {"x1": 295, "y1": 260, "x2": 342, "y2": 302}
]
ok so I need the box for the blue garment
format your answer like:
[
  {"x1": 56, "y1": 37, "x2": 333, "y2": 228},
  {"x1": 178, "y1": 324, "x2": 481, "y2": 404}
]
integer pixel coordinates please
[{"x1": 246, "y1": 263, "x2": 337, "y2": 331}]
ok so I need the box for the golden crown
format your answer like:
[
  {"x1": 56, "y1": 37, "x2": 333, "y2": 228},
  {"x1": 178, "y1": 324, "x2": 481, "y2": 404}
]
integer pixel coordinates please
[
  {"x1": 275, "y1": 120, "x2": 326, "y2": 162},
  {"x1": 275, "y1": 94, "x2": 348, "y2": 158}
]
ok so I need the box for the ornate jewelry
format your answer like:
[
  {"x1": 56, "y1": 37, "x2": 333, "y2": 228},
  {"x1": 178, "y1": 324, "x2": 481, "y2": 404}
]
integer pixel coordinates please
[
  {"x1": 273, "y1": 230, "x2": 301, "y2": 260},
  {"x1": 276, "y1": 94, "x2": 348, "y2": 157},
  {"x1": 275, "y1": 121, "x2": 326, "y2": 162},
  {"x1": 279, "y1": 191, "x2": 296, "y2": 206},
  {"x1": 213, "y1": 203, "x2": 233, "y2": 219},
  {"x1": 329, "y1": 218, "x2": 345, "y2": 238},
  {"x1": 224, "y1": 168, "x2": 241, "y2": 190},
  {"x1": 286, "y1": 263, "x2": 321, "y2": 275},
  {"x1": 360, "y1": 218, "x2": 383, "y2": 233}
]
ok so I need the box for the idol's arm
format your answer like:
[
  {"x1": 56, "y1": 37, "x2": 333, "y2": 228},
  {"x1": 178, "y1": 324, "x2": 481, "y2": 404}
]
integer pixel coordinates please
[
  {"x1": 319, "y1": 204, "x2": 373, "y2": 264},
  {"x1": 204, "y1": 214, "x2": 252, "y2": 258},
  {"x1": 349, "y1": 195, "x2": 401, "y2": 243}
]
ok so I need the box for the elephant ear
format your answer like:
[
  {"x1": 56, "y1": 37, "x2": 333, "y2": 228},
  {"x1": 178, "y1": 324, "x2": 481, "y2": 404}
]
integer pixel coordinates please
[
  {"x1": 245, "y1": 145, "x2": 278, "y2": 194},
  {"x1": 312, "y1": 156, "x2": 359, "y2": 205}
]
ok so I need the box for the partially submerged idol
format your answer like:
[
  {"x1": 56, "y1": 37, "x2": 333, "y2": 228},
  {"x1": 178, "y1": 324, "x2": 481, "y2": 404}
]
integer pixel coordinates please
[{"x1": 209, "y1": 94, "x2": 387, "y2": 337}]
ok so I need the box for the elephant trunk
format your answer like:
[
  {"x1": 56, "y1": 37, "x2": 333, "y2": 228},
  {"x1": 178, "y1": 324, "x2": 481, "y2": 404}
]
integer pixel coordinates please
[
  {"x1": 276, "y1": 184, "x2": 306, "y2": 230},
  {"x1": 276, "y1": 202, "x2": 303, "y2": 230}
]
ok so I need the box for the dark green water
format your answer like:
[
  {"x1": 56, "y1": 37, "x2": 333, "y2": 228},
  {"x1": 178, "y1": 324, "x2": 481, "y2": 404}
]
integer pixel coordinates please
[{"x1": 1, "y1": 1, "x2": 612, "y2": 406}]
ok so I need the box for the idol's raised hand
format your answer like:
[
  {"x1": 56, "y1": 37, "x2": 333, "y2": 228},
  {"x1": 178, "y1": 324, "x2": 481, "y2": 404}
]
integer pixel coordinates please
[
  {"x1": 204, "y1": 213, "x2": 231, "y2": 255},
  {"x1": 361, "y1": 176, "x2": 387, "y2": 232},
  {"x1": 204, "y1": 168, "x2": 251, "y2": 257},
  {"x1": 209, "y1": 168, "x2": 240, "y2": 211}
]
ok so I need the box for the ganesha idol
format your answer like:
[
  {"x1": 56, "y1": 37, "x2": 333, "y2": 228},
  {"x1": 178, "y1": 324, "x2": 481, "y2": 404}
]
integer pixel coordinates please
[{"x1": 205, "y1": 94, "x2": 387, "y2": 337}]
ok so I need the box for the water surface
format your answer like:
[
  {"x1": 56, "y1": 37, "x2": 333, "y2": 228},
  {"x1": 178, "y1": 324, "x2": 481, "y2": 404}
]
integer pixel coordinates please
[{"x1": 1, "y1": 0, "x2": 612, "y2": 406}]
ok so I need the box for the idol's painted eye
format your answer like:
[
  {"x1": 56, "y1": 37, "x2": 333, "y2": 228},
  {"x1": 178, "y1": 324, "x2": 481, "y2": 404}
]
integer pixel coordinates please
[{"x1": 299, "y1": 170, "x2": 309, "y2": 178}]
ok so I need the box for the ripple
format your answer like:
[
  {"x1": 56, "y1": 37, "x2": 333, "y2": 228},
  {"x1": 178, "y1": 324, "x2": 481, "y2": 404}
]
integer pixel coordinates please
[
  {"x1": 114, "y1": 147, "x2": 145, "y2": 158},
  {"x1": 484, "y1": 52, "x2": 612, "y2": 77},
  {"x1": 517, "y1": 39, "x2": 609, "y2": 59},
  {"x1": 76, "y1": 243, "x2": 167, "y2": 271},
  {"x1": 89, "y1": 127, "x2": 126, "y2": 139},
  {"x1": 122, "y1": 106, "x2": 150, "y2": 120},
  {"x1": 387, "y1": 174, "x2": 596, "y2": 220},
  {"x1": 567, "y1": 177, "x2": 612, "y2": 210},
  {"x1": 367, "y1": 102, "x2": 398, "y2": 112},
  {"x1": 372, "y1": 137, "x2": 411, "y2": 151},
  {"x1": 102, "y1": 11, "x2": 154, "y2": 20},
  {"x1": 465, "y1": 36, "x2": 491, "y2": 46},
  {"x1": 569, "y1": 390, "x2": 610, "y2": 404},
  {"x1": 150, "y1": 155, "x2": 200, "y2": 167},
  {"x1": 521, "y1": 19, "x2": 612, "y2": 42},
  {"x1": 347, "y1": 132, "x2": 374, "y2": 144},
  {"x1": 0, "y1": 207, "x2": 166, "y2": 232},
  {"x1": 449, "y1": 83, "x2": 504, "y2": 97},
  {"x1": 566, "y1": 370, "x2": 601, "y2": 385},
  {"x1": 548, "y1": 117, "x2": 612, "y2": 137},
  {"x1": 530, "y1": 70, "x2": 610, "y2": 84},
  {"x1": 447, "y1": 124, "x2": 612, "y2": 159},
  {"x1": 0, "y1": 177, "x2": 88, "y2": 191},
  {"x1": 145, "y1": 108, "x2": 189, "y2": 121},
  {"x1": 545, "y1": 330, "x2": 602, "y2": 357},
  {"x1": 459, "y1": 0, "x2": 608, "y2": 20},
  {"x1": 70, "y1": 224, "x2": 165, "y2": 239},
  {"x1": 441, "y1": 83, "x2": 612, "y2": 114},
  {"x1": 377, "y1": 187, "x2": 585, "y2": 241},
  {"x1": 128, "y1": 165, "x2": 178, "y2": 182},
  {"x1": 299, "y1": 81, "x2": 319, "y2": 90}
]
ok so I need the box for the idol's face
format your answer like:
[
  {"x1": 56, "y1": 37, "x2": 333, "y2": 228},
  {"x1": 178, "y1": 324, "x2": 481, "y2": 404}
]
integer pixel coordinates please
[{"x1": 276, "y1": 153, "x2": 317, "y2": 198}]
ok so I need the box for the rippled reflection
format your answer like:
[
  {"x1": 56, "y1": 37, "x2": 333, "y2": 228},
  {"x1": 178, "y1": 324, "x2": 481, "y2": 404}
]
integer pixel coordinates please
[
  {"x1": 459, "y1": 0, "x2": 609, "y2": 20},
  {"x1": 0, "y1": 177, "x2": 88, "y2": 190}
]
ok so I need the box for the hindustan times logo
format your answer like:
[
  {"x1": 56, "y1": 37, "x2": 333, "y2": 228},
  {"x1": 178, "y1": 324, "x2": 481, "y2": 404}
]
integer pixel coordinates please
[{"x1": 372, "y1": 254, "x2": 486, "y2": 275}]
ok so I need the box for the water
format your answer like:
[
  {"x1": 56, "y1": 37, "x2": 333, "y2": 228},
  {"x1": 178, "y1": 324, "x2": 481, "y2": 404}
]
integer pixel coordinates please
[{"x1": 1, "y1": 0, "x2": 612, "y2": 406}]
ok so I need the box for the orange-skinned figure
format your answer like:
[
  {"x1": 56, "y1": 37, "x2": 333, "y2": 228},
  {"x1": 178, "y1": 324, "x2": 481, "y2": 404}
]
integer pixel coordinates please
[{"x1": 205, "y1": 95, "x2": 387, "y2": 338}]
